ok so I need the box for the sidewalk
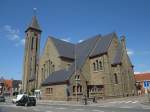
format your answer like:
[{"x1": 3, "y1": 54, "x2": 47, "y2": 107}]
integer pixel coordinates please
[{"x1": 37, "y1": 95, "x2": 149, "y2": 106}]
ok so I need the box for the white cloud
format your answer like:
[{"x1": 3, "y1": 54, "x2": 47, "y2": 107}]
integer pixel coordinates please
[
  {"x1": 61, "y1": 37, "x2": 71, "y2": 42},
  {"x1": 127, "y1": 48, "x2": 134, "y2": 56},
  {"x1": 127, "y1": 49, "x2": 150, "y2": 56},
  {"x1": 3, "y1": 25, "x2": 20, "y2": 40},
  {"x1": 1, "y1": 25, "x2": 25, "y2": 47},
  {"x1": 78, "y1": 39, "x2": 84, "y2": 43},
  {"x1": 33, "y1": 7, "x2": 37, "y2": 10}
]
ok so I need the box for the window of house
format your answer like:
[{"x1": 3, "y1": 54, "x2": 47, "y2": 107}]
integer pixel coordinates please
[
  {"x1": 34, "y1": 33, "x2": 38, "y2": 36},
  {"x1": 36, "y1": 38, "x2": 38, "y2": 52},
  {"x1": 114, "y1": 73, "x2": 118, "y2": 84},
  {"x1": 77, "y1": 86, "x2": 80, "y2": 93},
  {"x1": 93, "y1": 62, "x2": 96, "y2": 71},
  {"x1": 76, "y1": 85, "x2": 82, "y2": 93},
  {"x1": 50, "y1": 88, "x2": 53, "y2": 94},
  {"x1": 96, "y1": 60, "x2": 99, "y2": 70},
  {"x1": 43, "y1": 64, "x2": 46, "y2": 79},
  {"x1": 75, "y1": 75, "x2": 80, "y2": 80},
  {"x1": 46, "y1": 88, "x2": 53, "y2": 94},
  {"x1": 34, "y1": 58, "x2": 36, "y2": 73},
  {"x1": 48, "y1": 60, "x2": 51, "y2": 75},
  {"x1": 80, "y1": 86, "x2": 82, "y2": 92},
  {"x1": 77, "y1": 75, "x2": 80, "y2": 80},
  {"x1": 99, "y1": 61, "x2": 103, "y2": 70},
  {"x1": 73, "y1": 86, "x2": 76, "y2": 93},
  {"x1": 93, "y1": 59, "x2": 103, "y2": 71},
  {"x1": 41, "y1": 68, "x2": 44, "y2": 81},
  {"x1": 31, "y1": 37, "x2": 34, "y2": 50},
  {"x1": 75, "y1": 75, "x2": 77, "y2": 80}
]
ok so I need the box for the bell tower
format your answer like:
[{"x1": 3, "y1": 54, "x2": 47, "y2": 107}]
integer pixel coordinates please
[{"x1": 23, "y1": 15, "x2": 42, "y2": 93}]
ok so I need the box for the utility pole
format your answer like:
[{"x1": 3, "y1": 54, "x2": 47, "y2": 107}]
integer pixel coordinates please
[{"x1": 75, "y1": 45, "x2": 78, "y2": 101}]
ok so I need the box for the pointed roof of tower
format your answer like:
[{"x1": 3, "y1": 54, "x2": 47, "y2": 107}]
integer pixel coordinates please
[{"x1": 25, "y1": 16, "x2": 41, "y2": 32}]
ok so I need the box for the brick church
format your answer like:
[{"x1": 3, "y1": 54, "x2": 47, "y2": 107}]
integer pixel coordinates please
[{"x1": 23, "y1": 15, "x2": 136, "y2": 100}]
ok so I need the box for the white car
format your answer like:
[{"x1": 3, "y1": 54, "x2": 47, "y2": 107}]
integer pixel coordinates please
[{"x1": 12, "y1": 94, "x2": 27, "y2": 104}]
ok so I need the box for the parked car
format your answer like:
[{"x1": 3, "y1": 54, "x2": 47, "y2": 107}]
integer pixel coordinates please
[
  {"x1": 0, "y1": 95, "x2": 5, "y2": 102},
  {"x1": 27, "y1": 96, "x2": 36, "y2": 106},
  {"x1": 12, "y1": 94, "x2": 25, "y2": 104},
  {"x1": 16, "y1": 95, "x2": 36, "y2": 106}
]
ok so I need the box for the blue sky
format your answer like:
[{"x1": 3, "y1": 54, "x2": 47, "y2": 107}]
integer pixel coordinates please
[{"x1": 0, "y1": 0, "x2": 150, "y2": 79}]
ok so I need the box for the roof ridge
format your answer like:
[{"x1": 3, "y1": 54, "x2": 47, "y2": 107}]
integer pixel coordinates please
[
  {"x1": 48, "y1": 36, "x2": 75, "y2": 45},
  {"x1": 89, "y1": 37, "x2": 101, "y2": 56},
  {"x1": 77, "y1": 34, "x2": 101, "y2": 45}
]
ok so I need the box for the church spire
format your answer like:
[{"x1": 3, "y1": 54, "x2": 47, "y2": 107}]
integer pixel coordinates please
[
  {"x1": 23, "y1": 10, "x2": 42, "y2": 93},
  {"x1": 25, "y1": 10, "x2": 42, "y2": 32}
]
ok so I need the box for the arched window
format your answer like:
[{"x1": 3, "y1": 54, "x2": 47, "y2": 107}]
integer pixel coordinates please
[
  {"x1": 36, "y1": 38, "x2": 38, "y2": 52},
  {"x1": 31, "y1": 37, "x2": 34, "y2": 50},
  {"x1": 96, "y1": 60, "x2": 99, "y2": 70},
  {"x1": 114, "y1": 73, "x2": 118, "y2": 84},
  {"x1": 73, "y1": 86, "x2": 76, "y2": 93},
  {"x1": 76, "y1": 85, "x2": 82, "y2": 93},
  {"x1": 75, "y1": 75, "x2": 80, "y2": 80},
  {"x1": 93, "y1": 62, "x2": 96, "y2": 71},
  {"x1": 80, "y1": 86, "x2": 82, "y2": 92},
  {"x1": 41, "y1": 68, "x2": 44, "y2": 81},
  {"x1": 48, "y1": 60, "x2": 50, "y2": 75},
  {"x1": 44, "y1": 64, "x2": 46, "y2": 79},
  {"x1": 99, "y1": 61, "x2": 103, "y2": 70},
  {"x1": 77, "y1": 86, "x2": 80, "y2": 93}
]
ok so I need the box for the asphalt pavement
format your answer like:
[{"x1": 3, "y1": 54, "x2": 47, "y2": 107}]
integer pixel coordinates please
[
  {"x1": 0, "y1": 102, "x2": 150, "y2": 112},
  {"x1": 0, "y1": 96, "x2": 150, "y2": 112}
]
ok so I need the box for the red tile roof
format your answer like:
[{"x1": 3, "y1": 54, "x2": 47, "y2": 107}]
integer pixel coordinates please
[
  {"x1": 134, "y1": 73, "x2": 150, "y2": 81},
  {"x1": 4, "y1": 80, "x2": 12, "y2": 88}
]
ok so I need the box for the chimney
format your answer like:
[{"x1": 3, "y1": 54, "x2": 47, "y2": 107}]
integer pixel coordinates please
[{"x1": 121, "y1": 35, "x2": 126, "y2": 49}]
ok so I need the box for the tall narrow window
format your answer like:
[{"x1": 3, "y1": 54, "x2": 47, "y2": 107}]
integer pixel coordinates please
[
  {"x1": 50, "y1": 88, "x2": 53, "y2": 94},
  {"x1": 80, "y1": 86, "x2": 82, "y2": 92},
  {"x1": 73, "y1": 86, "x2": 76, "y2": 93},
  {"x1": 48, "y1": 60, "x2": 51, "y2": 75},
  {"x1": 36, "y1": 38, "x2": 38, "y2": 52},
  {"x1": 96, "y1": 60, "x2": 99, "y2": 70},
  {"x1": 93, "y1": 62, "x2": 96, "y2": 71},
  {"x1": 31, "y1": 37, "x2": 34, "y2": 49},
  {"x1": 114, "y1": 73, "x2": 118, "y2": 84},
  {"x1": 99, "y1": 61, "x2": 103, "y2": 70},
  {"x1": 34, "y1": 57, "x2": 36, "y2": 74},
  {"x1": 41, "y1": 68, "x2": 44, "y2": 81},
  {"x1": 77, "y1": 86, "x2": 80, "y2": 93},
  {"x1": 43, "y1": 64, "x2": 46, "y2": 80}
]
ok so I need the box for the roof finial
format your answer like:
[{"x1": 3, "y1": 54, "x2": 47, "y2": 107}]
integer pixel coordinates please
[{"x1": 33, "y1": 8, "x2": 37, "y2": 16}]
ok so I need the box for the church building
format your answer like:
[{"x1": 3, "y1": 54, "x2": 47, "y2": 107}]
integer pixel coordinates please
[{"x1": 23, "y1": 15, "x2": 136, "y2": 100}]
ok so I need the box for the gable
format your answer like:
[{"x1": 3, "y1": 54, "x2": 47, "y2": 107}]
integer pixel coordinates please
[
  {"x1": 50, "y1": 36, "x2": 75, "y2": 59},
  {"x1": 40, "y1": 38, "x2": 61, "y2": 70},
  {"x1": 89, "y1": 32, "x2": 115, "y2": 58},
  {"x1": 112, "y1": 44, "x2": 122, "y2": 65}
]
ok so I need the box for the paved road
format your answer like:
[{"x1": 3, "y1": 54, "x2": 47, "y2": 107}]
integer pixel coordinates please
[{"x1": 0, "y1": 101, "x2": 150, "y2": 112}]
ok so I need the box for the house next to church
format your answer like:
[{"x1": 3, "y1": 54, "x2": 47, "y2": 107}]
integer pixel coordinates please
[{"x1": 22, "y1": 15, "x2": 137, "y2": 100}]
